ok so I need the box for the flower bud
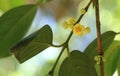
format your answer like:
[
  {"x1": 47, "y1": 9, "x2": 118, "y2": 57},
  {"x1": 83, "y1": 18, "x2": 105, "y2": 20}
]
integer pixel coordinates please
[
  {"x1": 84, "y1": 27, "x2": 90, "y2": 34},
  {"x1": 62, "y1": 21, "x2": 69, "y2": 29},
  {"x1": 66, "y1": 17, "x2": 76, "y2": 25},
  {"x1": 80, "y1": 8, "x2": 86, "y2": 14}
]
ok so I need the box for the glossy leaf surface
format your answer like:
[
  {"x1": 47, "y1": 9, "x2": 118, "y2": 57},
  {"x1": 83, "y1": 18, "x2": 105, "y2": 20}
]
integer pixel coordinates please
[
  {"x1": 104, "y1": 41, "x2": 120, "y2": 76},
  {"x1": 59, "y1": 50, "x2": 97, "y2": 76},
  {"x1": 11, "y1": 25, "x2": 53, "y2": 63},
  {"x1": 0, "y1": 4, "x2": 37, "y2": 58}
]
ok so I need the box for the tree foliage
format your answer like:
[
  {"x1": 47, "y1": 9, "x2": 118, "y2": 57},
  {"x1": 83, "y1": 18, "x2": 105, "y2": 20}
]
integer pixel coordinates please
[{"x1": 0, "y1": 0, "x2": 120, "y2": 76}]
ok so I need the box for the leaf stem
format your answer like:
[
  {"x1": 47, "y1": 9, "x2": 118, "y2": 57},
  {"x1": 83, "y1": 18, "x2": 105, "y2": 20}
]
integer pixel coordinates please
[
  {"x1": 49, "y1": 0, "x2": 92, "y2": 76},
  {"x1": 94, "y1": 0, "x2": 104, "y2": 76}
]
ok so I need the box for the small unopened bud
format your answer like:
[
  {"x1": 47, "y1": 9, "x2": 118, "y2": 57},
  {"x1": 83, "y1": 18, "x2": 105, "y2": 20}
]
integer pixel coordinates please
[
  {"x1": 62, "y1": 21, "x2": 69, "y2": 29},
  {"x1": 66, "y1": 17, "x2": 76, "y2": 25},
  {"x1": 84, "y1": 27, "x2": 90, "y2": 34},
  {"x1": 80, "y1": 8, "x2": 86, "y2": 14}
]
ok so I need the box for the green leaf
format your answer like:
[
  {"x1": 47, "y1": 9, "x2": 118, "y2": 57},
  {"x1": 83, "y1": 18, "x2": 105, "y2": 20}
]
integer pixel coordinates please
[
  {"x1": 104, "y1": 41, "x2": 120, "y2": 76},
  {"x1": 0, "y1": 0, "x2": 25, "y2": 12},
  {"x1": 0, "y1": 4, "x2": 37, "y2": 58},
  {"x1": 118, "y1": 55, "x2": 120, "y2": 76},
  {"x1": 11, "y1": 25, "x2": 53, "y2": 63},
  {"x1": 59, "y1": 50, "x2": 97, "y2": 76},
  {"x1": 84, "y1": 31, "x2": 117, "y2": 63},
  {"x1": 11, "y1": 29, "x2": 39, "y2": 51}
]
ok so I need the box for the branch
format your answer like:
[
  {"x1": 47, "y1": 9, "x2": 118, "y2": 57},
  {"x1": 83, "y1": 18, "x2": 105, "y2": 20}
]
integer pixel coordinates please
[
  {"x1": 49, "y1": 0, "x2": 92, "y2": 76},
  {"x1": 49, "y1": 46, "x2": 66, "y2": 76},
  {"x1": 94, "y1": 0, "x2": 104, "y2": 76}
]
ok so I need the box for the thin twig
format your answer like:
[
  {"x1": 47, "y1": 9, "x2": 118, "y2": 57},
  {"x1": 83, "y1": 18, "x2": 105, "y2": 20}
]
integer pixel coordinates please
[
  {"x1": 51, "y1": 0, "x2": 92, "y2": 48},
  {"x1": 94, "y1": 0, "x2": 104, "y2": 76},
  {"x1": 49, "y1": 0, "x2": 92, "y2": 76},
  {"x1": 49, "y1": 46, "x2": 66, "y2": 76}
]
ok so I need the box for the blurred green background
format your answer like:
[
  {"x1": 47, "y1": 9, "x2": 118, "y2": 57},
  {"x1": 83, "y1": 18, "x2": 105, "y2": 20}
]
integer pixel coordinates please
[{"x1": 0, "y1": 0, "x2": 120, "y2": 76}]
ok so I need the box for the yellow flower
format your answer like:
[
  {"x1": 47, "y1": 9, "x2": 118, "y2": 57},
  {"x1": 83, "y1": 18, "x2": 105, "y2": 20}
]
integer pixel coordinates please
[
  {"x1": 62, "y1": 17, "x2": 76, "y2": 29},
  {"x1": 84, "y1": 27, "x2": 90, "y2": 34},
  {"x1": 73, "y1": 23, "x2": 85, "y2": 36},
  {"x1": 66, "y1": 17, "x2": 76, "y2": 25},
  {"x1": 80, "y1": 8, "x2": 86, "y2": 14},
  {"x1": 62, "y1": 21, "x2": 69, "y2": 29}
]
